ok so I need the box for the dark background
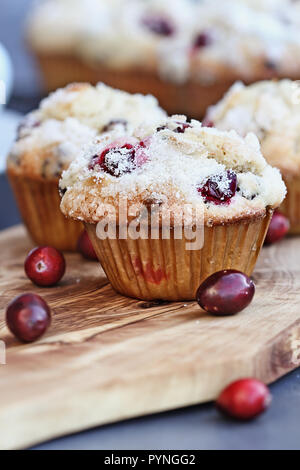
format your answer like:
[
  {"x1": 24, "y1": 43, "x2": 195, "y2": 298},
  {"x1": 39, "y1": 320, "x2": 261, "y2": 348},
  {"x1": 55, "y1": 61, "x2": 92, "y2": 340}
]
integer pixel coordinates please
[{"x1": 1, "y1": 0, "x2": 300, "y2": 451}]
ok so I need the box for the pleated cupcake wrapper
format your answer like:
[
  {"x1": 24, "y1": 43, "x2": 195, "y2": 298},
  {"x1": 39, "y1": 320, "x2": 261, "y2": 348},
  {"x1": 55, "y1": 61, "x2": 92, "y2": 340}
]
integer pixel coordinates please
[
  {"x1": 86, "y1": 212, "x2": 272, "y2": 301},
  {"x1": 7, "y1": 169, "x2": 83, "y2": 251},
  {"x1": 280, "y1": 177, "x2": 300, "y2": 235}
]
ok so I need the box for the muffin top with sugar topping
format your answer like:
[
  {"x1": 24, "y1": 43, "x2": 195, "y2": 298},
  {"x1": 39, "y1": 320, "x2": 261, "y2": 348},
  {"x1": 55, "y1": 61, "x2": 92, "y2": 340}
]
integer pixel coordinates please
[
  {"x1": 60, "y1": 115, "x2": 286, "y2": 226},
  {"x1": 7, "y1": 82, "x2": 166, "y2": 178},
  {"x1": 206, "y1": 80, "x2": 300, "y2": 177}
]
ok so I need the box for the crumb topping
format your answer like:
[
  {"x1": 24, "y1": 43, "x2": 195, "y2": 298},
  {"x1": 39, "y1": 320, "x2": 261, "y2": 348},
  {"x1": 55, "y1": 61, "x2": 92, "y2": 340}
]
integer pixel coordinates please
[
  {"x1": 7, "y1": 82, "x2": 166, "y2": 178},
  {"x1": 60, "y1": 115, "x2": 286, "y2": 225},
  {"x1": 206, "y1": 79, "x2": 300, "y2": 176}
]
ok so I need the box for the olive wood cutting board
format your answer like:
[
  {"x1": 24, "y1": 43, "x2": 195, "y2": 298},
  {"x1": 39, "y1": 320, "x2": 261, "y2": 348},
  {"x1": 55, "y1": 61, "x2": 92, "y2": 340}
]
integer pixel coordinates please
[{"x1": 0, "y1": 225, "x2": 300, "y2": 450}]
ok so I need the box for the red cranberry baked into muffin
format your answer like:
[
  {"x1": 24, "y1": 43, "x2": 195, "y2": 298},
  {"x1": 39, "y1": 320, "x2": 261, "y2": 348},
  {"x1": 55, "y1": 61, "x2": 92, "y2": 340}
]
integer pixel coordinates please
[
  {"x1": 6, "y1": 83, "x2": 166, "y2": 251},
  {"x1": 27, "y1": 0, "x2": 300, "y2": 118},
  {"x1": 206, "y1": 79, "x2": 300, "y2": 233},
  {"x1": 59, "y1": 116, "x2": 286, "y2": 300}
]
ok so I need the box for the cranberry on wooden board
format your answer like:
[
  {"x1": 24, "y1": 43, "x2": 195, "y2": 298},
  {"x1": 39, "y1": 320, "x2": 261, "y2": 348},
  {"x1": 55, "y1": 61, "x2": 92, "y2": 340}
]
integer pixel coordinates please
[
  {"x1": 77, "y1": 230, "x2": 98, "y2": 261},
  {"x1": 216, "y1": 379, "x2": 272, "y2": 420},
  {"x1": 25, "y1": 246, "x2": 66, "y2": 287},
  {"x1": 265, "y1": 211, "x2": 290, "y2": 245},
  {"x1": 196, "y1": 270, "x2": 255, "y2": 316},
  {"x1": 6, "y1": 293, "x2": 51, "y2": 343}
]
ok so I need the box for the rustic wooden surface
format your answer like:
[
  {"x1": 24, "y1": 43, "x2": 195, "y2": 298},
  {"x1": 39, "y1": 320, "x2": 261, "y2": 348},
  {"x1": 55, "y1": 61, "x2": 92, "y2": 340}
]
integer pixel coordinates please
[{"x1": 0, "y1": 225, "x2": 300, "y2": 450}]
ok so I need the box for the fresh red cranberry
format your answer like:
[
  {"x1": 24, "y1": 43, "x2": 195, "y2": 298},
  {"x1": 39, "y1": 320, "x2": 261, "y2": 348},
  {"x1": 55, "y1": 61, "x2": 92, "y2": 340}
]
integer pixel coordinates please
[
  {"x1": 142, "y1": 16, "x2": 174, "y2": 36},
  {"x1": 193, "y1": 32, "x2": 212, "y2": 49},
  {"x1": 89, "y1": 144, "x2": 136, "y2": 177},
  {"x1": 216, "y1": 379, "x2": 272, "y2": 420},
  {"x1": 77, "y1": 230, "x2": 98, "y2": 261},
  {"x1": 25, "y1": 246, "x2": 66, "y2": 287},
  {"x1": 265, "y1": 211, "x2": 290, "y2": 245},
  {"x1": 196, "y1": 270, "x2": 255, "y2": 316},
  {"x1": 6, "y1": 293, "x2": 51, "y2": 343},
  {"x1": 198, "y1": 171, "x2": 237, "y2": 205}
]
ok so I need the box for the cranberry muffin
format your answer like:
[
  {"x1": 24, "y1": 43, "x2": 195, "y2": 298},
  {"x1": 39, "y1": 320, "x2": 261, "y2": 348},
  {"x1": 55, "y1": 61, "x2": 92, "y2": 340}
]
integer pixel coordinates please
[
  {"x1": 7, "y1": 82, "x2": 166, "y2": 250},
  {"x1": 27, "y1": 0, "x2": 300, "y2": 118},
  {"x1": 205, "y1": 79, "x2": 300, "y2": 233},
  {"x1": 60, "y1": 115, "x2": 286, "y2": 300}
]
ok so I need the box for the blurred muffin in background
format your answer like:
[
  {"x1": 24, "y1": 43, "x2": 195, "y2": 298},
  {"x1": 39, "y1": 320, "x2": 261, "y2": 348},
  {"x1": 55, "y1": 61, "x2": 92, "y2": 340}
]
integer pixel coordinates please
[
  {"x1": 205, "y1": 79, "x2": 300, "y2": 233},
  {"x1": 6, "y1": 82, "x2": 166, "y2": 250},
  {"x1": 27, "y1": 0, "x2": 300, "y2": 118}
]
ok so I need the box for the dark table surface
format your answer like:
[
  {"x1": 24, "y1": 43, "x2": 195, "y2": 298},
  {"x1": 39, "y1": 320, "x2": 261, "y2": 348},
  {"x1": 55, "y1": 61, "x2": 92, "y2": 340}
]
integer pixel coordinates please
[{"x1": 1, "y1": 0, "x2": 300, "y2": 451}]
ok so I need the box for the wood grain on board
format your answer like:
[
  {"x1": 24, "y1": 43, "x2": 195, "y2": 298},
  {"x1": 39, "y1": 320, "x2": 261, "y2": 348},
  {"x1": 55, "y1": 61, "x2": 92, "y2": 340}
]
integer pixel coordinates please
[{"x1": 0, "y1": 225, "x2": 300, "y2": 450}]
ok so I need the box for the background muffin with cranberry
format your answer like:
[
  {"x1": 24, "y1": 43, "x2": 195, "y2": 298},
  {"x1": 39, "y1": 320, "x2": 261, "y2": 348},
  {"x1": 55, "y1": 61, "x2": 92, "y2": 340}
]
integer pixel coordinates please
[
  {"x1": 205, "y1": 79, "x2": 300, "y2": 233},
  {"x1": 7, "y1": 82, "x2": 166, "y2": 250},
  {"x1": 27, "y1": 0, "x2": 300, "y2": 118},
  {"x1": 60, "y1": 115, "x2": 286, "y2": 300}
]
